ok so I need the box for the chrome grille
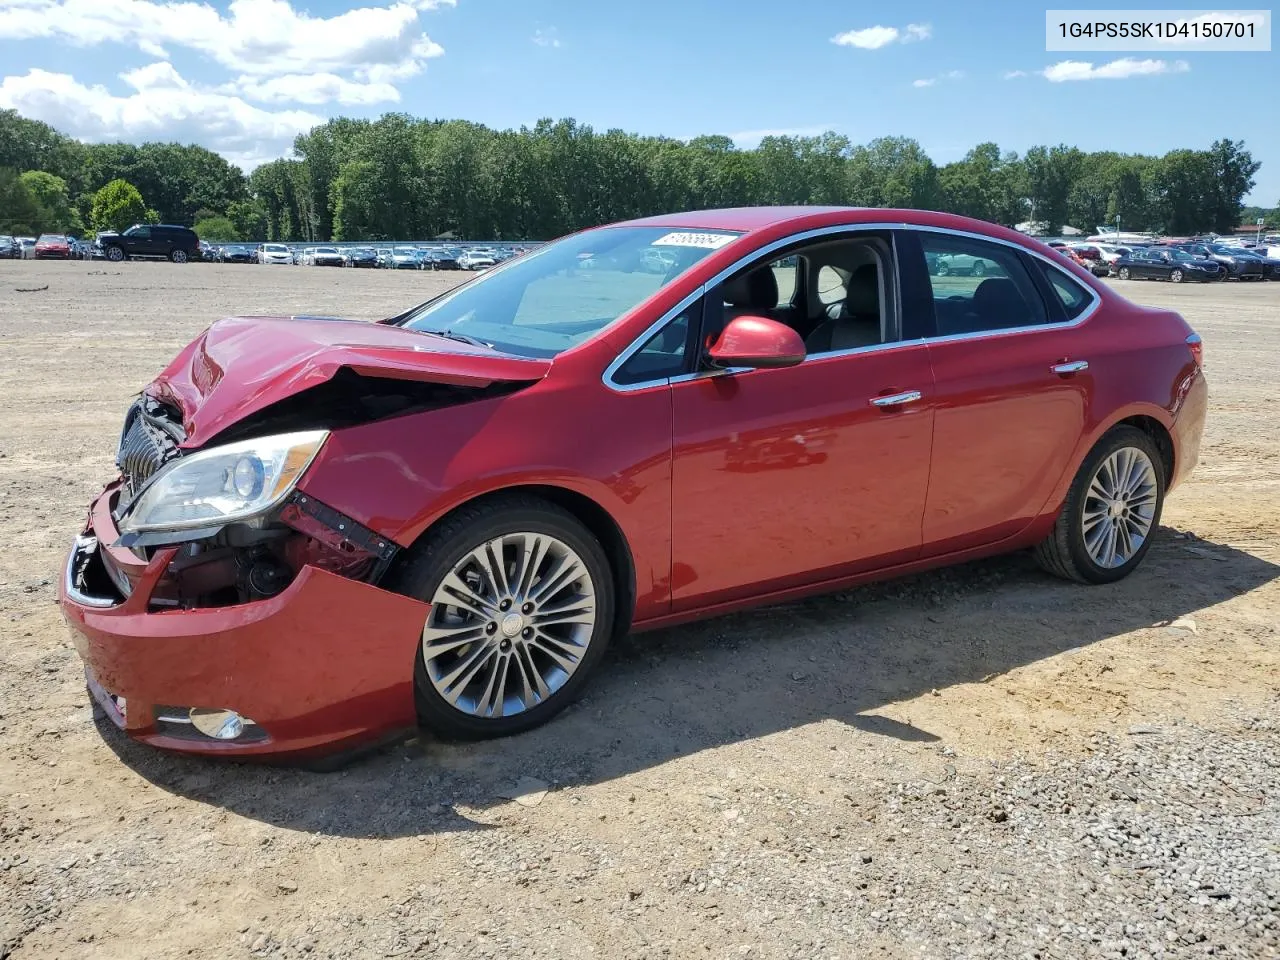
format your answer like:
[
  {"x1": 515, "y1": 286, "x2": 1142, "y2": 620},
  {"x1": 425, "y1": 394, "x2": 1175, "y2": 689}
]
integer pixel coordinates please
[{"x1": 116, "y1": 397, "x2": 184, "y2": 502}]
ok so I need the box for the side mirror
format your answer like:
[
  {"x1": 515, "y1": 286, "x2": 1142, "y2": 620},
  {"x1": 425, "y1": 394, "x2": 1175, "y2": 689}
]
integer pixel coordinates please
[{"x1": 708, "y1": 315, "x2": 805, "y2": 370}]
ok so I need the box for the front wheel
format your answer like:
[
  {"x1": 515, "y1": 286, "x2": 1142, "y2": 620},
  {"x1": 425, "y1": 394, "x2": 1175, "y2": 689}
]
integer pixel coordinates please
[
  {"x1": 1117, "y1": 267, "x2": 1130, "y2": 280},
  {"x1": 1170, "y1": 269, "x2": 1183, "y2": 283},
  {"x1": 1034, "y1": 425, "x2": 1165, "y2": 584},
  {"x1": 971, "y1": 260, "x2": 986, "y2": 277},
  {"x1": 105, "y1": 246, "x2": 125, "y2": 262},
  {"x1": 391, "y1": 495, "x2": 615, "y2": 740}
]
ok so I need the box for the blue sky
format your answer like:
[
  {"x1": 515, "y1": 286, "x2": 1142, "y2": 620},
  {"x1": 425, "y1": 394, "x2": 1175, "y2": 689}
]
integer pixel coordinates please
[{"x1": 1, "y1": 0, "x2": 1276, "y2": 205}]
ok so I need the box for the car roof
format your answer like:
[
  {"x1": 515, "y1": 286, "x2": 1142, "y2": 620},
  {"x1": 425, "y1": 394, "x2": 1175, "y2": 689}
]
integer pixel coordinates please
[{"x1": 608, "y1": 206, "x2": 1045, "y2": 246}]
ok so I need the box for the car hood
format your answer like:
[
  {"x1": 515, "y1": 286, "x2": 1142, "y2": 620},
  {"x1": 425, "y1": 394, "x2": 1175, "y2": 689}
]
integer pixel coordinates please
[{"x1": 148, "y1": 316, "x2": 551, "y2": 447}]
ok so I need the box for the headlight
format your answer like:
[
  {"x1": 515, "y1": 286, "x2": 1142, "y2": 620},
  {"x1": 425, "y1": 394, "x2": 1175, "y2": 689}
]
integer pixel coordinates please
[{"x1": 118, "y1": 430, "x2": 328, "y2": 534}]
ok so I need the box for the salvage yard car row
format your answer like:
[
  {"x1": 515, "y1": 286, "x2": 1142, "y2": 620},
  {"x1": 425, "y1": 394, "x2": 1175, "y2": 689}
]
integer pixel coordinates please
[
  {"x1": 206, "y1": 242, "x2": 526, "y2": 270},
  {"x1": 1047, "y1": 236, "x2": 1280, "y2": 283}
]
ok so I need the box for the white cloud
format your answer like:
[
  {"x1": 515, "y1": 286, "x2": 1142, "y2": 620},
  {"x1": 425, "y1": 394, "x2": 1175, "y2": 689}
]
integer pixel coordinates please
[
  {"x1": 0, "y1": 66, "x2": 323, "y2": 170},
  {"x1": 912, "y1": 69, "x2": 963, "y2": 88},
  {"x1": 228, "y1": 73, "x2": 400, "y2": 106},
  {"x1": 830, "y1": 22, "x2": 930, "y2": 50},
  {"x1": 1003, "y1": 69, "x2": 1027, "y2": 79},
  {"x1": 0, "y1": 0, "x2": 447, "y2": 77},
  {"x1": 1042, "y1": 58, "x2": 1190, "y2": 82},
  {"x1": 532, "y1": 27, "x2": 561, "y2": 48}
]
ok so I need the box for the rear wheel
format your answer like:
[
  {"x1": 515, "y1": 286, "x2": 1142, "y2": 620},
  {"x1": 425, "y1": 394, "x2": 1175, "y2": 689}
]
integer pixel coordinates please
[
  {"x1": 1034, "y1": 426, "x2": 1165, "y2": 584},
  {"x1": 971, "y1": 260, "x2": 986, "y2": 277},
  {"x1": 170, "y1": 248, "x2": 189, "y2": 264},
  {"x1": 391, "y1": 495, "x2": 615, "y2": 740}
]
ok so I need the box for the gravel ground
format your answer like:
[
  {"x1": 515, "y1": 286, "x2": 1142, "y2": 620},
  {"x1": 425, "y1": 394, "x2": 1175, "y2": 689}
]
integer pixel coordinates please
[{"x1": 1, "y1": 262, "x2": 1277, "y2": 959}]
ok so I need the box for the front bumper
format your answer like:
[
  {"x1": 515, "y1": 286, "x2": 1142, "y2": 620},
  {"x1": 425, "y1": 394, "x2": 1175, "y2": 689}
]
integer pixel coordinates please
[{"x1": 57, "y1": 485, "x2": 430, "y2": 759}]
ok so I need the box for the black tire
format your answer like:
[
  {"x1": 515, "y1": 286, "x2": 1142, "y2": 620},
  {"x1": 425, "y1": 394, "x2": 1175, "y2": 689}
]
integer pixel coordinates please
[
  {"x1": 389, "y1": 494, "x2": 615, "y2": 740},
  {"x1": 1117, "y1": 267, "x2": 1130, "y2": 280},
  {"x1": 170, "y1": 248, "x2": 189, "y2": 264},
  {"x1": 971, "y1": 260, "x2": 986, "y2": 277},
  {"x1": 936, "y1": 262, "x2": 950, "y2": 277},
  {"x1": 1034, "y1": 425, "x2": 1166, "y2": 585},
  {"x1": 1170, "y1": 268, "x2": 1183, "y2": 283},
  {"x1": 105, "y1": 245, "x2": 125, "y2": 262}
]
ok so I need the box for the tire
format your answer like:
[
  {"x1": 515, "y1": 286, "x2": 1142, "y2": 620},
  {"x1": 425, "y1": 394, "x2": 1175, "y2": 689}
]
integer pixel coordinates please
[
  {"x1": 1117, "y1": 267, "x2": 1130, "y2": 280},
  {"x1": 170, "y1": 248, "x2": 189, "y2": 264},
  {"x1": 1170, "y1": 269, "x2": 1183, "y2": 283},
  {"x1": 105, "y1": 246, "x2": 125, "y2": 263},
  {"x1": 1034, "y1": 425, "x2": 1166, "y2": 585},
  {"x1": 389, "y1": 494, "x2": 615, "y2": 740},
  {"x1": 936, "y1": 263, "x2": 950, "y2": 277},
  {"x1": 971, "y1": 260, "x2": 986, "y2": 277}
]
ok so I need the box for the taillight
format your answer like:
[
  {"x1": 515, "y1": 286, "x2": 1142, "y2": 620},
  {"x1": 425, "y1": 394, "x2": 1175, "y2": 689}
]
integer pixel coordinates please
[{"x1": 1186, "y1": 332, "x2": 1203, "y2": 368}]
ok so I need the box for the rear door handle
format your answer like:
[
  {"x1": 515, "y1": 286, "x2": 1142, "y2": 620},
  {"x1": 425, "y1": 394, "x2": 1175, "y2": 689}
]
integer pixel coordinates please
[
  {"x1": 870, "y1": 390, "x2": 922, "y2": 408},
  {"x1": 1051, "y1": 360, "x2": 1089, "y2": 376}
]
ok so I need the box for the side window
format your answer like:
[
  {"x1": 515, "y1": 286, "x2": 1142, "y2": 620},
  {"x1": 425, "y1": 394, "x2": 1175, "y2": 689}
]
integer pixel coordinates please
[
  {"x1": 919, "y1": 233, "x2": 1047, "y2": 336},
  {"x1": 816, "y1": 265, "x2": 848, "y2": 308},
  {"x1": 611, "y1": 302, "x2": 696, "y2": 386},
  {"x1": 771, "y1": 255, "x2": 798, "y2": 304},
  {"x1": 125, "y1": 226, "x2": 150, "y2": 239},
  {"x1": 1037, "y1": 261, "x2": 1092, "y2": 320}
]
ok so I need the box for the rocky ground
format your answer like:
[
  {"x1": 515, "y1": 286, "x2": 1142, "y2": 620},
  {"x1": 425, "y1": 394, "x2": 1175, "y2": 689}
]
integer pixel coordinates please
[{"x1": 1, "y1": 261, "x2": 1277, "y2": 959}]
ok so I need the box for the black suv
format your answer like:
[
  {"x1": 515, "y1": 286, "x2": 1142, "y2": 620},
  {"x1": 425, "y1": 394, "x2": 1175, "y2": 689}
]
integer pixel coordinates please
[{"x1": 98, "y1": 224, "x2": 201, "y2": 263}]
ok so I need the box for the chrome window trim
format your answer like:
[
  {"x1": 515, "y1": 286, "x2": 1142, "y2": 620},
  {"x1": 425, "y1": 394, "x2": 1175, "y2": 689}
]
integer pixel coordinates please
[{"x1": 601, "y1": 221, "x2": 1104, "y2": 392}]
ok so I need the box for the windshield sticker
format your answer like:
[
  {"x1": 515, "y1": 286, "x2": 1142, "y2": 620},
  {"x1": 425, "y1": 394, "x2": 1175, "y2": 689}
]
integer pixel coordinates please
[{"x1": 652, "y1": 231, "x2": 738, "y2": 250}]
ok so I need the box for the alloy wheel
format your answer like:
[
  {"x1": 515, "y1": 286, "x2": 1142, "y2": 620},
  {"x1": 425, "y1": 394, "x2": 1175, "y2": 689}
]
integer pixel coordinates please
[
  {"x1": 422, "y1": 533, "x2": 597, "y2": 719},
  {"x1": 1170, "y1": 269, "x2": 1183, "y2": 283},
  {"x1": 1118, "y1": 267, "x2": 1129, "y2": 280},
  {"x1": 106, "y1": 246, "x2": 124, "y2": 262},
  {"x1": 1080, "y1": 447, "x2": 1158, "y2": 569}
]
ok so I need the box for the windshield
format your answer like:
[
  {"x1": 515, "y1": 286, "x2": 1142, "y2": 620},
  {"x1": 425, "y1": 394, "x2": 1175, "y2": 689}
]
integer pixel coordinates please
[
  {"x1": 316, "y1": 247, "x2": 338, "y2": 254},
  {"x1": 400, "y1": 226, "x2": 742, "y2": 358},
  {"x1": 265, "y1": 245, "x2": 288, "y2": 253}
]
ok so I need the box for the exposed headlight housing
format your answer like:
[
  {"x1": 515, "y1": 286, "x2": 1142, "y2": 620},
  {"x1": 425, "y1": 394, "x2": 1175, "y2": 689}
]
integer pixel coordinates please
[{"x1": 118, "y1": 430, "x2": 328, "y2": 535}]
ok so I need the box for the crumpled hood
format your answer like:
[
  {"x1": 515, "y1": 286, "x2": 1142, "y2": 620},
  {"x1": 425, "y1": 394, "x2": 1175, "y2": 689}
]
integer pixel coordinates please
[{"x1": 149, "y1": 316, "x2": 550, "y2": 447}]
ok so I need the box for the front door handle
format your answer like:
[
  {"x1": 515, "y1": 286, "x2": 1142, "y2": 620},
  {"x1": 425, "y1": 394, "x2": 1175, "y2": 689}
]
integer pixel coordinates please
[
  {"x1": 870, "y1": 390, "x2": 922, "y2": 408},
  {"x1": 1051, "y1": 360, "x2": 1089, "y2": 376}
]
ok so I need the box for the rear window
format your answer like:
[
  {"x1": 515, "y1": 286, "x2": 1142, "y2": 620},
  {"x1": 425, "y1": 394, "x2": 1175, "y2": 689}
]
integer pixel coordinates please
[{"x1": 1037, "y1": 261, "x2": 1092, "y2": 320}]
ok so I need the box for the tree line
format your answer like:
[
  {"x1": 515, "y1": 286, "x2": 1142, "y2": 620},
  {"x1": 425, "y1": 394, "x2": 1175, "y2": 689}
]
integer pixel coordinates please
[{"x1": 0, "y1": 108, "x2": 1269, "y2": 242}]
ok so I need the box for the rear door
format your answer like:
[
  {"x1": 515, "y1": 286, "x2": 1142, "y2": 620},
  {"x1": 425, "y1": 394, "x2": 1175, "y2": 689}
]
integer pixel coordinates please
[{"x1": 901, "y1": 228, "x2": 1096, "y2": 556}]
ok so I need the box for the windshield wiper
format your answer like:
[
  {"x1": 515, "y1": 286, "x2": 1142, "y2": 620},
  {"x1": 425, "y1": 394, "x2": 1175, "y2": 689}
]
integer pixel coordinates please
[{"x1": 417, "y1": 328, "x2": 495, "y2": 350}]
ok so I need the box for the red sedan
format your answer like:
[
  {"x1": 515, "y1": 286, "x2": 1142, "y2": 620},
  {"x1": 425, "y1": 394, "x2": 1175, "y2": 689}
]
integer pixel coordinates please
[
  {"x1": 58, "y1": 207, "x2": 1207, "y2": 761},
  {"x1": 34, "y1": 233, "x2": 73, "y2": 259}
]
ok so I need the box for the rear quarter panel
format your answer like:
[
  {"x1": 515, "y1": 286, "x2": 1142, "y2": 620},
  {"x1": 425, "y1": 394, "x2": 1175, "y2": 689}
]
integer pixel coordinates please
[{"x1": 1032, "y1": 298, "x2": 1202, "y2": 530}]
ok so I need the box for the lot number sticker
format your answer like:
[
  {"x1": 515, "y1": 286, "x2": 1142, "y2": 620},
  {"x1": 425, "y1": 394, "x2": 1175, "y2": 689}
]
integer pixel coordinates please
[{"x1": 652, "y1": 232, "x2": 738, "y2": 249}]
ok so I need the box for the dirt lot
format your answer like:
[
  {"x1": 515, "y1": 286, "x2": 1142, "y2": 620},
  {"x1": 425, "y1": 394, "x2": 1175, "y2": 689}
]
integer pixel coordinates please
[{"x1": 1, "y1": 261, "x2": 1277, "y2": 959}]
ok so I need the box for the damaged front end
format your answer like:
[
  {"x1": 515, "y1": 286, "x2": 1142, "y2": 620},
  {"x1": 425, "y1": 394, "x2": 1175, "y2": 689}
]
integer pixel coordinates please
[{"x1": 100, "y1": 394, "x2": 396, "y2": 610}]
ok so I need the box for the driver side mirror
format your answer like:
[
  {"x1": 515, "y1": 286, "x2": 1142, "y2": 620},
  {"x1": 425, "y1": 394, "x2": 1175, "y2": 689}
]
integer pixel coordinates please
[{"x1": 707, "y1": 315, "x2": 805, "y2": 370}]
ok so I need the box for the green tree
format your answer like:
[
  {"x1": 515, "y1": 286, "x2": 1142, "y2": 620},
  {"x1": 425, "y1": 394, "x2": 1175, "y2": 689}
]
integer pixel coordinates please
[
  {"x1": 192, "y1": 215, "x2": 239, "y2": 241},
  {"x1": 90, "y1": 179, "x2": 148, "y2": 232},
  {"x1": 226, "y1": 198, "x2": 268, "y2": 240},
  {"x1": 19, "y1": 170, "x2": 83, "y2": 233},
  {"x1": 0, "y1": 167, "x2": 45, "y2": 234}
]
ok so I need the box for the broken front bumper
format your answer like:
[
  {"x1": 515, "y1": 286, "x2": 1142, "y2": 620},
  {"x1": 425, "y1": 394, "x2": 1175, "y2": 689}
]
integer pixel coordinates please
[{"x1": 57, "y1": 486, "x2": 430, "y2": 759}]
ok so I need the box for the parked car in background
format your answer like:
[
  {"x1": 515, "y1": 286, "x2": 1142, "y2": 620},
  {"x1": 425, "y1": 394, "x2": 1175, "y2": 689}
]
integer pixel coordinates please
[
  {"x1": 1173, "y1": 243, "x2": 1266, "y2": 280},
  {"x1": 34, "y1": 233, "x2": 74, "y2": 259},
  {"x1": 928, "y1": 251, "x2": 991, "y2": 276},
  {"x1": 345, "y1": 247, "x2": 379, "y2": 268},
  {"x1": 260, "y1": 243, "x2": 294, "y2": 266},
  {"x1": 1114, "y1": 248, "x2": 1221, "y2": 282},
  {"x1": 310, "y1": 246, "x2": 344, "y2": 267},
  {"x1": 98, "y1": 224, "x2": 201, "y2": 263},
  {"x1": 221, "y1": 245, "x2": 257, "y2": 264},
  {"x1": 18, "y1": 237, "x2": 36, "y2": 259},
  {"x1": 1227, "y1": 248, "x2": 1280, "y2": 280},
  {"x1": 0, "y1": 235, "x2": 22, "y2": 258},
  {"x1": 57, "y1": 206, "x2": 1207, "y2": 760},
  {"x1": 375, "y1": 248, "x2": 394, "y2": 268},
  {"x1": 389, "y1": 246, "x2": 424, "y2": 269},
  {"x1": 458, "y1": 249, "x2": 497, "y2": 270},
  {"x1": 431, "y1": 248, "x2": 461, "y2": 270}
]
